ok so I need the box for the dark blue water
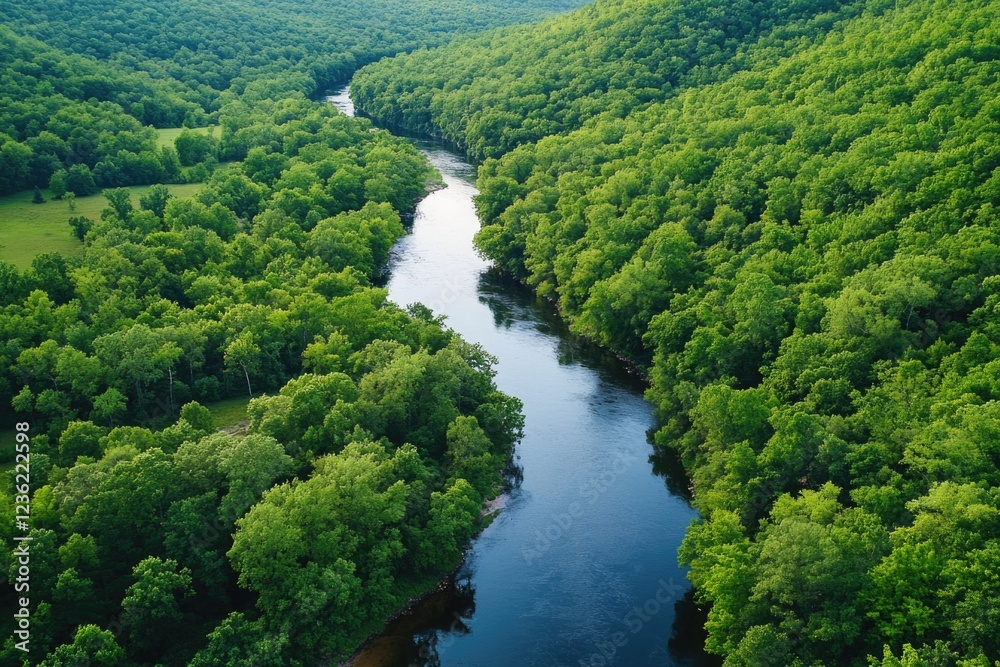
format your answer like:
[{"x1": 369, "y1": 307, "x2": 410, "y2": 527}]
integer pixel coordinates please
[{"x1": 328, "y1": 87, "x2": 712, "y2": 667}]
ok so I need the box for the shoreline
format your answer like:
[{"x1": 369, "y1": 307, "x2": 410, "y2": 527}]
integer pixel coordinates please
[{"x1": 337, "y1": 490, "x2": 510, "y2": 667}]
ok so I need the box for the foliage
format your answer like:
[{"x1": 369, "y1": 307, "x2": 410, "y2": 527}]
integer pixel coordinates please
[
  {"x1": 0, "y1": 0, "x2": 589, "y2": 197},
  {"x1": 364, "y1": 0, "x2": 1000, "y2": 663},
  {"x1": 0, "y1": 183, "x2": 201, "y2": 269},
  {"x1": 353, "y1": 0, "x2": 861, "y2": 160},
  {"x1": 0, "y1": 99, "x2": 522, "y2": 666}
]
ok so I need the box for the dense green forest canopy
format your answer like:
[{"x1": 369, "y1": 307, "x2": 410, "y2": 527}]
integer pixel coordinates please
[
  {"x1": 0, "y1": 27, "x2": 193, "y2": 196},
  {"x1": 0, "y1": 0, "x2": 603, "y2": 662},
  {"x1": 0, "y1": 0, "x2": 589, "y2": 196},
  {"x1": 360, "y1": 0, "x2": 1000, "y2": 664},
  {"x1": 0, "y1": 0, "x2": 590, "y2": 99},
  {"x1": 6, "y1": 0, "x2": 1000, "y2": 663},
  {"x1": 1, "y1": 97, "x2": 524, "y2": 665},
  {"x1": 351, "y1": 0, "x2": 862, "y2": 161}
]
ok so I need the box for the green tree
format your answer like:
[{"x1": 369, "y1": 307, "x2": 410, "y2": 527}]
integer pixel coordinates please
[
  {"x1": 217, "y1": 434, "x2": 294, "y2": 521},
  {"x1": 58, "y1": 534, "x2": 100, "y2": 574},
  {"x1": 175, "y1": 129, "x2": 218, "y2": 166},
  {"x1": 225, "y1": 332, "x2": 261, "y2": 397},
  {"x1": 91, "y1": 388, "x2": 127, "y2": 426},
  {"x1": 229, "y1": 440, "x2": 425, "y2": 656},
  {"x1": 163, "y1": 492, "x2": 228, "y2": 592},
  {"x1": 102, "y1": 187, "x2": 134, "y2": 223},
  {"x1": 66, "y1": 164, "x2": 99, "y2": 196},
  {"x1": 139, "y1": 183, "x2": 172, "y2": 219},
  {"x1": 71, "y1": 449, "x2": 182, "y2": 565},
  {"x1": 58, "y1": 421, "x2": 107, "y2": 466},
  {"x1": 189, "y1": 613, "x2": 288, "y2": 667},
  {"x1": 179, "y1": 401, "x2": 213, "y2": 433},
  {"x1": 93, "y1": 324, "x2": 181, "y2": 409},
  {"x1": 68, "y1": 216, "x2": 92, "y2": 241},
  {"x1": 49, "y1": 169, "x2": 68, "y2": 199},
  {"x1": 0, "y1": 139, "x2": 32, "y2": 194},
  {"x1": 51, "y1": 568, "x2": 97, "y2": 638},
  {"x1": 445, "y1": 416, "x2": 500, "y2": 499},
  {"x1": 38, "y1": 625, "x2": 125, "y2": 667},
  {"x1": 122, "y1": 557, "x2": 193, "y2": 656},
  {"x1": 416, "y1": 478, "x2": 480, "y2": 571}
]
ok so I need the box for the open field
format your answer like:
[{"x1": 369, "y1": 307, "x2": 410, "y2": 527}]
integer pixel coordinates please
[
  {"x1": 0, "y1": 127, "x2": 234, "y2": 270},
  {"x1": 0, "y1": 183, "x2": 203, "y2": 268},
  {"x1": 155, "y1": 125, "x2": 220, "y2": 148},
  {"x1": 206, "y1": 396, "x2": 253, "y2": 430}
]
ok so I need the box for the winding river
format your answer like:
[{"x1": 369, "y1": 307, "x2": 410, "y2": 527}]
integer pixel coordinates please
[{"x1": 327, "y1": 87, "x2": 713, "y2": 667}]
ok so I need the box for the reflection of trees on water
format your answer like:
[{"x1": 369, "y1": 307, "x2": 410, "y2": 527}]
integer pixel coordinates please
[
  {"x1": 407, "y1": 576, "x2": 476, "y2": 666},
  {"x1": 668, "y1": 590, "x2": 723, "y2": 667},
  {"x1": 477, "y1": 270, "x2": 521, "y2": 331},
  {"x1": 649, "y1": 446, "x2": 695, "y2": 503},
  {"x1": 478, "y1": 267, "x2": 697, "y2": 504},
  {"x1": 505, "y1": 457, "x2": 525, "y2": 489},
  {"x1": 477, "y1": 269, "x2": 623, "y2": 373},
  {"x1": 477, "y1": 269, "x2": 576, "y2": 346}
]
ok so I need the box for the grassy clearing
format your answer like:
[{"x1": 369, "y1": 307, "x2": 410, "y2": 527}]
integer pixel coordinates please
[
  {"x1": 0, "y1": 183, "x2": 203, "y2": 269},
  {"x1": 206, "y1": 396, "x2": 252, "y2": 430},
  {"x1": 156, "y1": 125, "x2": 219, "y2": 148},
  {"x1": 0, "y1": 189, "x2": 87, "y2": 267},
  {"x1": 0, "y1": 127, "x2": 233, "y2": 270}
]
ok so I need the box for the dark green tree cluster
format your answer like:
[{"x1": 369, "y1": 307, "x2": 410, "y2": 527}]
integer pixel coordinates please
[
  {"x1": 0, "y1": 28, "x2": 190, "y2": 195},
  {"x1": 0, "y1": 25, "x2": 199, "y2": 134},
  {"x1": 0, "y1": 0, "x2": 590, "y2": 101},
  {"x1": 352, "y1": 0, "x2": 861, "y2": 161},
  {"x1": 362, "y1": 0, "x2": 1000, "y2": 663},
  {"x1": 0, "y1": 99, "x2": 523, "y2": 665}
]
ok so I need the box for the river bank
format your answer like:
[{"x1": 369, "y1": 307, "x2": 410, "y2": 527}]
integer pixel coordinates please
[{"x1": 328, "y1": 86, "x2": 713, "y2": 667}]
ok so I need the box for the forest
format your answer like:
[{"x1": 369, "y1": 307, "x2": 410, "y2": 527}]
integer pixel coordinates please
[
  {"x1": 0, "y1": 0, "x2": 590, "y2": 663},
  {"x1": 351, "y1": 0, "x2": 862, "y2": 161},
  {"x1": 0, "y1": 0, "x2": 590, "y2": 102},
  {"x1": 354, "y1": 0, "x2": 1000, "y2": 664},
  {"x1": 0, "y1": 93, "x2": 526, "y2": 665},
  {"x1": 4, "y1": 0, "x2": 1000, "y2": 663},
  {"x1": 0, "y1": 0, "x2": 589, "y2": 195}
]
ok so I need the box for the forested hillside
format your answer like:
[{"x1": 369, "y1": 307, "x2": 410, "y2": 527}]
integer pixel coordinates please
[
  {"x1": 359, "y1": 0, "x2": 1000, "y2": 663},
  {"x1": 0, "y1": 0, "x2": 591, "y2": 662},
  {"x1": 0, "y1": 0, "x2": 589, "y2": 104},
  {"x1": 0, "y1": 28, "x2": 197, "y2": 195},
  {"x1": 0, "y1": 0, "x2": 589, "y2": 196},
  {"x1": 351, "y1": 0, "x2": 861, "y2": 160},
  {"x1": 1, "y1": 98, "x2": 523, "y2": 665}
]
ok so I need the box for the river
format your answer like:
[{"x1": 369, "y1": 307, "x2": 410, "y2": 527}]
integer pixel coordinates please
[{"x1": 327, "y1": 86, "x2": 713, "y2": 667}]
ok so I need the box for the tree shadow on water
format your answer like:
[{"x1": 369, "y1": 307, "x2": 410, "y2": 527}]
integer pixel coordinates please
[
  {"x1": 667, "y1": 590, "x2": 723, "y2": 667},
  {"x1": 349, "y1": 575, "x2": 477, "y2": 667},
  {"x1": 476, "y1": 269, "x2": 648, "y2": 386}
]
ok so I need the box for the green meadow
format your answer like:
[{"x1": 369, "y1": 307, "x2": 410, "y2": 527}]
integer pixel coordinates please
[
  {"x1": 0, "y1": 126, "x2": 227, "y2": 268},
  {"x1": 0, "y1": 183, "x2": 203, "y2": 269},
  {"x1": 155, "y1": 125, "x2": 220, "y2": 148},
  {"x1": 206, "y1": 396, "x2": 253, "y2": 430}
]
